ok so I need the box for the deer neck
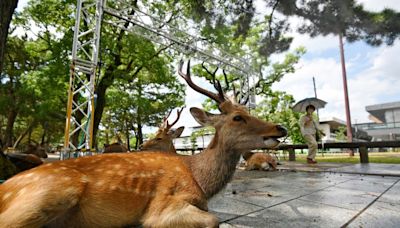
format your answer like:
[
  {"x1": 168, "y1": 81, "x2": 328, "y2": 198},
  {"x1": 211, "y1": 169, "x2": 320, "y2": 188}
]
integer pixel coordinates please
[{"x1": 184, "y1": 131, "x2": 242, "y2": 199}]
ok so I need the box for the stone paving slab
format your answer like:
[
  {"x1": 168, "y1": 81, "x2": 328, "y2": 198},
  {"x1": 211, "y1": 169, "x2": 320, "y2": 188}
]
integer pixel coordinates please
[
  {"x1": 220, "y1": 199, "x2": 357, "y2": 228},
  {"x1": 347, "y1": 201, "x2": 400, "y2": 228},
  {"x1": 327, "y1": 163, "x2": 400, "y2": 176},
  {"x1": 211, "y1": 169, "x2": 400, "y2": 227}
]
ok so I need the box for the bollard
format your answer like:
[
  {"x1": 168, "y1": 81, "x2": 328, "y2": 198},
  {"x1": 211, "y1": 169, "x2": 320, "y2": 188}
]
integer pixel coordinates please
[
  {"x1": 359, "y1": 146, "x2": 369, "y2": 163},
  {"x1": 288, "y1": 148, "x2": 296, "y2": 161}
]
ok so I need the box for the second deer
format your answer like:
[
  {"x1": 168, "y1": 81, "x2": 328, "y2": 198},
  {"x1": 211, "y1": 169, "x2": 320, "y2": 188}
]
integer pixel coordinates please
[
  {"x1": 0, "y1": 60, "x2": 287, "y2": 227},
  {"x1": 140, "y1": 107, "x2": 185, "y2": 153}
]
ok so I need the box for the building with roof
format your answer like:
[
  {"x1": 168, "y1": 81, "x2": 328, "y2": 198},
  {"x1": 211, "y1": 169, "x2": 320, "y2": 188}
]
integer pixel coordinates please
[{"x1": 355, "y1": 101, "x2": 400, "y2": 141}]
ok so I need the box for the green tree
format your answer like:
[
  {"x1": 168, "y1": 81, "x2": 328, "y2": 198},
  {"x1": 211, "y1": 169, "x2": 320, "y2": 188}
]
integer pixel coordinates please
[
  {"x1": 276, "y1": 0, "x2": 400, "y2": 46},
  {"x1": 100, "y1": 69, "x2": 185, "y2": 150},
  {"x1": 254, "y1": 91, "x2": 304, "y2": 144},
  {"x1": 335, "y1": 126, "x2": 347, "y2": 142}
]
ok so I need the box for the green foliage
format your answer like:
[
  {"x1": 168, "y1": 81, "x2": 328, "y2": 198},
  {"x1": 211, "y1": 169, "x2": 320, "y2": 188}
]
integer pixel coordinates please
[
  {"x1": 276, "y1": 0, "x2": 400, "y2": 46},
  {"x1": 335, "y1": 126, "x2": 347, "y2": 142},
  {"x1": 254, "y1": 91, "x2": 304, "y2": 144}
]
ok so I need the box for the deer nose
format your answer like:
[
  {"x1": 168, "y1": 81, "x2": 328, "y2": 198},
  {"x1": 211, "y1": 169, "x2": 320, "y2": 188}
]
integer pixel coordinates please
[{"x1": 276, "y1": 125, "x2": 288, "y2": 136}]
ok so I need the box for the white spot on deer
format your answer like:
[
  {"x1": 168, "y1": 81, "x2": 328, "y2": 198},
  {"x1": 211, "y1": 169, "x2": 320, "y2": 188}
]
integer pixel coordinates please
[
  {"x1": 114, "y1": 164, "x2": 121, "y2": 169},
  {"x1": 140, "y1": 173, "x2": 147, "y2": 178},
  {"x1": 134, "y1": 188, "x2": 140, "y2": 194},
  {"x1": 148, "y1": 158, "x2": 155, "y2": 162},
  {"x1": 3, "y1": 192, "x2": 12, "y2": 200},
  {"x1": 175, "y1": 167, "x2": 182, "y2": 172},
  {"x1": 158, "y1": 169, "x2": 166, "y2": 174},
  {"x1": 81, "y1": 176, "x2": 89, "y2": 183},
  {"x1": 106, "y1": 170, "x2": 114, "y2": 175},
  {"x1": 63, "y1": 177, "x2": 72, "y2": 181},
  {"x1": 60, "y1": 167, "x2": 68, "y2": 170},
  {"x1": 95, "y1": 169, "x2": 102, "y2": 172},
  {"x1": 117, "y1": 170, "x2": 125, "y2": 176},
  {"x1": 181, "y1": 181, "x2": 188, "y2": 187},
  {"x1": 96, "y1": 181, "x2": 105, "y2": 187},
  {"x1": 110, "y1": 185, "x2": 117, "y2": 191}
]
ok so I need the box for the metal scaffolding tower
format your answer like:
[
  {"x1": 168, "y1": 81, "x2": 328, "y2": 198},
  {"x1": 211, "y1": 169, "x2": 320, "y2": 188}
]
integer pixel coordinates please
[
  {"x1": 64, "y1": 0, "x2": 256, "y2": 158},
  {"x1": 63, "y1": 0, "x2": 104, "y2": 159}
]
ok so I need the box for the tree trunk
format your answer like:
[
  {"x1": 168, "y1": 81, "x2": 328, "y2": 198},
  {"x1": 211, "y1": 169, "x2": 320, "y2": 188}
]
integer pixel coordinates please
[
  {"x1": 125, "y1": 127, "x2": 130, "y2": 151},
  {"x1": 0, "y1": 0, "x2": 18, "y2": 74},
  {"x1": 92, "y1": 73, "x2": 113, "y2": 146},
  {"x1": 13, "y1": 121, "x2": 35, "y2": 148},
  {"x1": 136, "y1": 122, "x2": 143, "y2": 148},
  {"x1": 4, "y1": 108, "x2": 17, "y2": 148}
]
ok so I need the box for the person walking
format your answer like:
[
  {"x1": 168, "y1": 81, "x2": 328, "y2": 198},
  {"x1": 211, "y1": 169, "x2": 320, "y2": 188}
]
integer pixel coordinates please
[{"x1": 299, "y1": 105, "x2": 324, "y2": 164}]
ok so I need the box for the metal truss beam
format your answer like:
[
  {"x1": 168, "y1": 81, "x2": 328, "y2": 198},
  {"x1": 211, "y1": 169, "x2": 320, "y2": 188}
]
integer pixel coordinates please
[
  {"x1": 64, "y1": 0, "x2": 257, "y2": 159},
  {"x1": 63, "y1": 0, "x2": 104, "y2": 159}
]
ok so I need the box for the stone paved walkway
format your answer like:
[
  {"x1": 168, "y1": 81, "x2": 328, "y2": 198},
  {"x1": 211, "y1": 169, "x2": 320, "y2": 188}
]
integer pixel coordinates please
[{"x1": 209, "y1": 162, "x2": 400, "y2": 228}]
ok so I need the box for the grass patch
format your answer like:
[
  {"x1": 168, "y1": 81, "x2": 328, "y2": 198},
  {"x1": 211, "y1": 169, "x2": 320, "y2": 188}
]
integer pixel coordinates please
[{"x1": 281, "y1": 152, "x2": 400, "y2": 164}]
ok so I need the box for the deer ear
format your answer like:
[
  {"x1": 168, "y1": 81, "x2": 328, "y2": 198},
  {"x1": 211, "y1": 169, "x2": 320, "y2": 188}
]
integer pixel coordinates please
[
  {"x1": 190, "y1": 107, "x2": 217, "y2": 126},
  {"x1": 169, "y1": 126, "x2": 184, "y2": 138}
]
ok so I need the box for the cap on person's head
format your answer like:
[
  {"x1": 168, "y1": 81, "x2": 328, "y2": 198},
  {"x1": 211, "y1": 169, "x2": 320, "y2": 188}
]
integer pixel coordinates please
[{"x1": 306, "y1": 105, "x2": 315, "y2": 111}]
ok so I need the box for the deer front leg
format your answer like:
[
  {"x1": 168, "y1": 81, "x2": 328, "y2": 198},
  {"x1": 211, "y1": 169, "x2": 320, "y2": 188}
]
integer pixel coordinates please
[{"x1": 142, "y1": 201, "x2": 219, "y2": 228}]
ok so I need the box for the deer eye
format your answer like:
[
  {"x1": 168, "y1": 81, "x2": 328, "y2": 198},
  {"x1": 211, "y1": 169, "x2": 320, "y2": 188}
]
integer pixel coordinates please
[
  {"x1": 233, "y1": 115, "x2": 244, "y2": 122},
  {"x1": 156, "y1": 138, "x2": 162, "y2": 141}
]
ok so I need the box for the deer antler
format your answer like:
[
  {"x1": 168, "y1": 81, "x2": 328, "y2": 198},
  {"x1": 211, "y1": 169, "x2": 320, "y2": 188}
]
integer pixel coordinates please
[
  {"x1": 218, "y1": 68, "x2": 250, "y2": 105},
  {"x1": 165, "y1": 107, "x2": 185, "y2": 129},
  {"x1": 178, "y1": 60, "x2": 225, "y2": 104},
  {"x1": 162, "y1": 109, "x2": 173, "y2": 128}
]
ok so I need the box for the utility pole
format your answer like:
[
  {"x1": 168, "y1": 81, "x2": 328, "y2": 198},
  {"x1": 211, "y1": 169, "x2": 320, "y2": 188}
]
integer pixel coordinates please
[
  {"x1": 339, "y1": 34, "x2": 354, "y2": 156},
  {"x1": 312, "y1": 76, "x2": 319, "y2": 118}
]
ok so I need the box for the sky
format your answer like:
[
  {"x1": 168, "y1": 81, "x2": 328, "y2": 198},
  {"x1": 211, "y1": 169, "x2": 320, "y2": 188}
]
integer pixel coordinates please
[{"x1": 15, "y1": 0, "x2": 400, "y2": 136}]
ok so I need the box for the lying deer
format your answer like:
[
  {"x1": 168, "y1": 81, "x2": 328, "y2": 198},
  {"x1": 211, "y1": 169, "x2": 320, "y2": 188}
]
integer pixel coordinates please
[
  {"x1": 4, "y1": 143, "x2": 47, "y2": 173},
  {"x1": 242, "y1": 151, "x2": 278, "y2": 171},
  {"x1": 103, "y1": 142, "x2": 129, "y2": 153},
  {"x1": 140, "y1": 107, "x2": 185, "y2": 153},
  {"x1": 0, "y1": 60, "x2": 287, "y2": 227},
  {"x1": 23, "y1": 142, "x2": 48, "y2": 159}
]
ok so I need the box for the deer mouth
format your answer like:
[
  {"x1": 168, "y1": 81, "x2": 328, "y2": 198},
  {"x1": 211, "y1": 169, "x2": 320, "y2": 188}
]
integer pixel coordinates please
[{"x1": 263, "y1": 136, "x2": 281, "y2": 148}]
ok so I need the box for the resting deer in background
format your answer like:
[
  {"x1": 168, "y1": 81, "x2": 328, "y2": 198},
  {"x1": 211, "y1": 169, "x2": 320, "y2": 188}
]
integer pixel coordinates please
[
  {"x1": 140, "y1": 107, "x2": 185, "y2": 153},
  {"x1": 0, "y1": 60, "x2": 287, "y2": 228},
  {"x1": 3, "y1": 143, "x2": 47, "y2": 174},
  {"x1": 103, "y1": 142, "x2": 129, "y2": 153},
  {"x1": 242, "y1": 151, "x2": 278, "y2": 171},
  {"x1": 22, "y1": 142, "x2": 48, "y2": 158}
]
